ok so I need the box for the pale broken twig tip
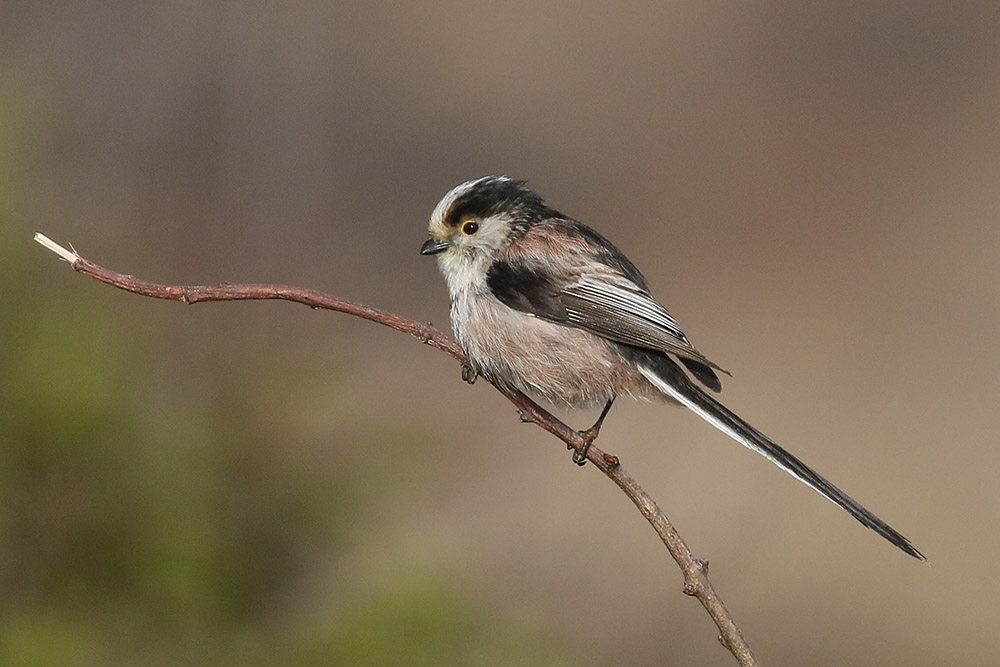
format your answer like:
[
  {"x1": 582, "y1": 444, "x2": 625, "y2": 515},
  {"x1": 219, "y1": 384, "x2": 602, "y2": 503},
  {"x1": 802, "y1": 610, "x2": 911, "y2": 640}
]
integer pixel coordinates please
[{"x1": 34, "y1": 233, "x2": 80, "y2": 264}]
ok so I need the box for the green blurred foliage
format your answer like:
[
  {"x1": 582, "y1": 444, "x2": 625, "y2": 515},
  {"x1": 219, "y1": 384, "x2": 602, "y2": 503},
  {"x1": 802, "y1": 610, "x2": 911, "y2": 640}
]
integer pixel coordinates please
[
  {"x1": 0, "y1": 161, "x2": 575, "y2": 667},
  {"x1": 280, "y1": 579, "x2": 576, "y2": 667},
  {"x1": 0, "y1": 220, "x2": 322, "y2": 662}
]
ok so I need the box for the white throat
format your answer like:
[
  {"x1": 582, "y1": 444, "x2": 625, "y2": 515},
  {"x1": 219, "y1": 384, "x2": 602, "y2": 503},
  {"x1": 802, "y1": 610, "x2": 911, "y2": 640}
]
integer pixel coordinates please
[{"x1": 437, "y1": 248, "x2": 490, "y2": 302}]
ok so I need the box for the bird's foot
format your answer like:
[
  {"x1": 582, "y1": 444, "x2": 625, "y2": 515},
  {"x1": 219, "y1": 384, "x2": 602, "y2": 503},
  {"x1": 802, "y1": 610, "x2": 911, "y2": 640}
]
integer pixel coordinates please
[
  {"x1": 570, "y1": 397, "x2": 615, "y2": 466},
  {"x1": 571, "y1": 428, "x2": 598, "y2": 466},
  {"x1": 461, "y1": 362, "x2": 478, "y2": 384}
]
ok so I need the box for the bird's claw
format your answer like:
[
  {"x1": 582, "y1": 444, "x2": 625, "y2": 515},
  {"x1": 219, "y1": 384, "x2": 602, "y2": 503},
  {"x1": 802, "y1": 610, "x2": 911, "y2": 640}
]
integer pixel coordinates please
[
  {"x1": 571, "y1": 425, "x2": 599, "y2": 466},
  {"x1": 461, "y1": 362, "x2": 478, "y2": 384},
  {"x1": 569, "y1": 398, "x2": 615, "y2": 467}
]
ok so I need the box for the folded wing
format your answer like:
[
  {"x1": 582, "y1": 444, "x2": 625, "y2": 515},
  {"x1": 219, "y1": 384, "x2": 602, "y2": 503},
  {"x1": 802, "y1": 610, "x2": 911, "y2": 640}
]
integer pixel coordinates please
[{"x1": 486, "y1": 254, "x2": 727, "y2": 392}]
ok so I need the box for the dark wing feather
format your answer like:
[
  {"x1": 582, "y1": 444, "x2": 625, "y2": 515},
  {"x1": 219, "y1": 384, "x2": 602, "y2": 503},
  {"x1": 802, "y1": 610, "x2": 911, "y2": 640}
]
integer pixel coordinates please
[
  {"x1": 485, "y1": 256, "x2": 567, "y2": 321},
  {"x1": 561, "y1": 276, "x2": 727, "y2": 389},
  {"x1": 486, "y1": 250, "x2": 727, "y2": 392},
  {"x1": 679, "y1": 358, "x2": 725, "y2": 393}
]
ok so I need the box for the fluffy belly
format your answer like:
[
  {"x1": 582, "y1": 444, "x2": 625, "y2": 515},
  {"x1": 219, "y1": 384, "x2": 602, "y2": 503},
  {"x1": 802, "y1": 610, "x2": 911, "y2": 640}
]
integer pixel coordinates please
[{"x1": 452, "y1": 293, "x2": 657, "y2": 407}]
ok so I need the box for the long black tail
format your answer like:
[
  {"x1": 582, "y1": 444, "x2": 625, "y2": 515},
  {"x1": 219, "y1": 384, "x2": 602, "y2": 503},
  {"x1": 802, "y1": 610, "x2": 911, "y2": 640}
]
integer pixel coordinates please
[{"x1": 637, "y1": 357, "x2": 924, "y2": 560}]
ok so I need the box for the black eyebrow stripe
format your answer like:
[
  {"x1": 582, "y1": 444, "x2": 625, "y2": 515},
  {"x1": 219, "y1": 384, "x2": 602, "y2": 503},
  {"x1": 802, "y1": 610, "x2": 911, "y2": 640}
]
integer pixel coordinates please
[{"x1": 445, "y1": 179, "x2": 553, "y2": 227}]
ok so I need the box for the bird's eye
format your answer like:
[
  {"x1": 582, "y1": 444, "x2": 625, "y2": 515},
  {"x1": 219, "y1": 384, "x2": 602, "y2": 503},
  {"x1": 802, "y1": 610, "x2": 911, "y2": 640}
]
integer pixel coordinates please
[{"x1": 462, "y1": 220, "x2": 479, "y2": 235}]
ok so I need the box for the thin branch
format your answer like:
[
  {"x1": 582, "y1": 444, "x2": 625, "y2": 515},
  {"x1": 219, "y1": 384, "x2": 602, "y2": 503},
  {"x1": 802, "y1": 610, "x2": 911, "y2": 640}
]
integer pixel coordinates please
[{"x1": 33, "y1": 233, "x2": 757, "y2": 666}]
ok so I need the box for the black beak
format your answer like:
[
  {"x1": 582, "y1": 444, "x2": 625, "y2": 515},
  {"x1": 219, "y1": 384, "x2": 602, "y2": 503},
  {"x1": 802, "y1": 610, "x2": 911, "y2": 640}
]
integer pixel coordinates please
[{"x1": 420, "y1": 238, "x2": 450, "y2": 255}]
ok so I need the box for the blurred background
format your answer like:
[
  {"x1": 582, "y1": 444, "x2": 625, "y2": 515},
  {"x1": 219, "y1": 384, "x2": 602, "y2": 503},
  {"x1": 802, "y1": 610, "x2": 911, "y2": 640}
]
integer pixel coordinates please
[{"x1": 2, "y1": 2, "x2": 998, "y2": 665}]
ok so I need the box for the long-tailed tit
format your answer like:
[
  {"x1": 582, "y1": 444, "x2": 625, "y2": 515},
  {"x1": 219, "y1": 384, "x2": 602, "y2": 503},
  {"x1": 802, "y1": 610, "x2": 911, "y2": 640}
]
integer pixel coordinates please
[{"x1": 421, "y1": 176, "x2": 923, "y2": 560}]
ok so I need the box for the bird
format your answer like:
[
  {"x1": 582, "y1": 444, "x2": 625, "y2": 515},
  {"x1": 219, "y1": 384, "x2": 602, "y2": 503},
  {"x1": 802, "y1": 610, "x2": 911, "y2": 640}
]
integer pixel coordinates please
[{"x1": 420, "y1": 175, "x2": 924, "y2": 560}]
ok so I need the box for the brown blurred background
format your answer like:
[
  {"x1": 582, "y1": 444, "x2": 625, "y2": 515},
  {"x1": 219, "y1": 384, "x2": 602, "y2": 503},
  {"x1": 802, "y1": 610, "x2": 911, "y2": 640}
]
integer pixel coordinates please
[{"x1": 2, "y1": 2, "x2": 998, "y2": 665}]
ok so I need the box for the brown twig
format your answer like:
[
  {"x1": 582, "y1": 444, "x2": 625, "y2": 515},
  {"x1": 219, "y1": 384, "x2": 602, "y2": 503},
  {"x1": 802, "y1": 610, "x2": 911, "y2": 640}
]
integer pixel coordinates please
[{"x1": 33, "y1": 233, "x2": 757, "y2": 666}]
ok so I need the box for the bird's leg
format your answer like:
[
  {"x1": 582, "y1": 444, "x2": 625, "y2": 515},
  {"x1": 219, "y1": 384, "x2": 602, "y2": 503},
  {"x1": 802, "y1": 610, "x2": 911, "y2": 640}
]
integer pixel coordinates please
[{"x1": 571, "y1": 397, "x2": 615, "y2": 466}]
